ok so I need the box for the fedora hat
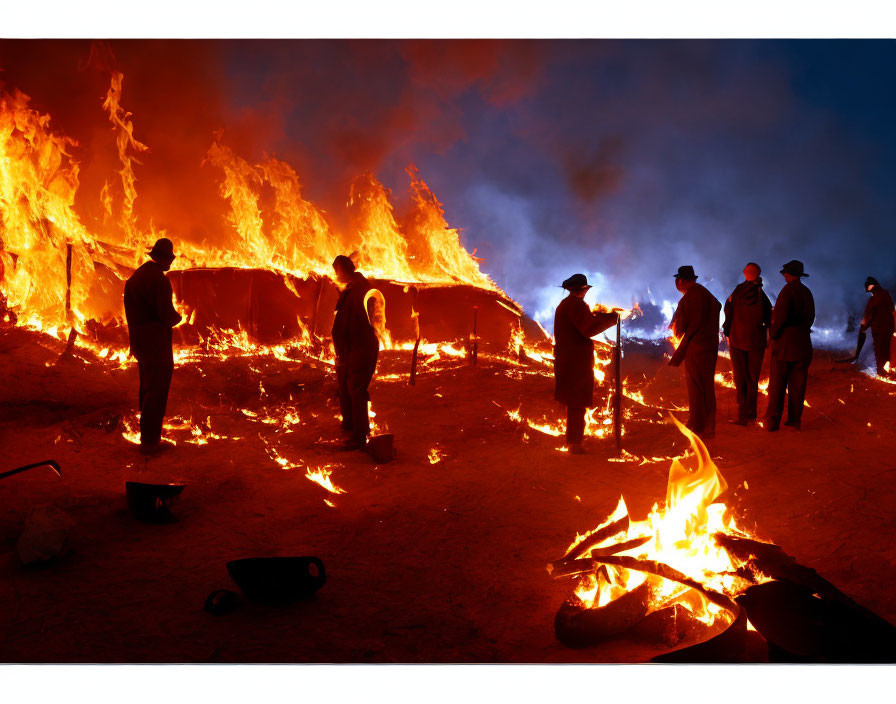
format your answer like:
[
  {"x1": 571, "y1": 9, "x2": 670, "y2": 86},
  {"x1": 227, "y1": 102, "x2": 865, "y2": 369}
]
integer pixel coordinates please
[
  {"x1": 780, "y1": 260, "x2": 809, "y2": 278},
  {"x1": 147, "y1": 237, "x2": 176, "y2": 262},
  {"x1": 561, "y1": 273, "x2": 592, "y2": 291},
  {"x1": 674, "y1": 265, "x2": 697, "y2": 281}
]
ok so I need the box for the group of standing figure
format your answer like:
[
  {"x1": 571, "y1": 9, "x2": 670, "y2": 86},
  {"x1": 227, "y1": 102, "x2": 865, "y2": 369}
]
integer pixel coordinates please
[
  {"x1": 553, "y1": 259, "x2": 895, "y2": 451},
  {"x1": 122, "y1": 237, "x2": 893, "y2": 455},
  {"x1": 123, "y1": 240, "x2": 382, "y2": 454}
]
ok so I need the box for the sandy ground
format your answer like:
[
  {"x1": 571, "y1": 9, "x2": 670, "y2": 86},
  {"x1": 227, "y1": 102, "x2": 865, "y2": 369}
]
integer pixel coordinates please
[{"x1": 0, "y1": 326, "x2": 894, "y2": 663}]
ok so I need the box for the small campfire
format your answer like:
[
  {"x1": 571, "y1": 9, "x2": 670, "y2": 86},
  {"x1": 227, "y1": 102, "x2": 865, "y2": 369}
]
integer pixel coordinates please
[{"x1": 549, "y1": 415, "x2": 896, "y2": 662}]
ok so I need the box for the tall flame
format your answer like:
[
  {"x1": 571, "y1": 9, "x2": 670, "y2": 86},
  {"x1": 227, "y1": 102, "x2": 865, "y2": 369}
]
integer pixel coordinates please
[
  {"x1": 559, "y1": 415, "x2": 766, "y2": 625},
  {"x1": 1, "y1": 68, "x2": 507, "y2": 351}
]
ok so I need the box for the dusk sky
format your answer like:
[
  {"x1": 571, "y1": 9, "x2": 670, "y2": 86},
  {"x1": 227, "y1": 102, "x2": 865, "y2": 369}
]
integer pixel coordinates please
[{"x1": 1, "y1": 39, "x2": 894, "y2": 335}]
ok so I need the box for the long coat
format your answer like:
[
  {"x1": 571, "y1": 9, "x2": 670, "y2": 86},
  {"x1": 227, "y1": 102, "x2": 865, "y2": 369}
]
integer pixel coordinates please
[
  {"x1": 723, "y1": 280, "x2": 772, "y2": 351},
  {"x1": 553, "y1": 295, "x2": 618, "y2": 408},
  {"x1": 332, "y1": 271, "x2": 380, "y2": 369},
  {"x1": 861, "y1": 285, "x2": 896, "y2": 337},
  {"x1": 670, "y1": 283, "x2": 721, "y2": 366},
  {"x1": 124, "y1": 260, "x2": 182, "y2": 358},
  {"x1": 769, "y1": 280, "x2": 815, "y2": 362}
]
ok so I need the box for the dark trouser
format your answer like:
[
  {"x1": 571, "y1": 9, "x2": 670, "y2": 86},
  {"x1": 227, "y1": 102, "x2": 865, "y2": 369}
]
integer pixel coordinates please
[
  {"x1": 136, "y1": 350, "x2": 174, "y2": 446},
  {"x1": 566, "y1": 405, "x2": 586, "y2": 446},
  {"x1": 766, "y1": 352, "x2": 811, "y2": 425},
  {"x1": 336, "y1": 357, "x2": 378, "y2": 443},
  {"x1": 872, "y1": 332, "x2": 893, "y2": 375},
  {"x1": 684, "y1": 346, "x2": 718, "y2": 435},
  {"x1": 730, "y1": 346, "x2": 765, "y2": 421}
]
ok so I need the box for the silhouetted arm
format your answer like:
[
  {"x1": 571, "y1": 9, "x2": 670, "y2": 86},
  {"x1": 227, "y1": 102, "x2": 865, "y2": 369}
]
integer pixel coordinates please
[
  {"x1": 722, "y1": 291, "x2": 735, "y2": 338},
  {"x1": 769, "y1": 287, "x2": 789, "y2": 341},
  {"x1": 669, "y1": 294, "x2": 698, "y2": 366},
  {"x1": 156, "y1": 275, "x2": 182, "y2": 328},
  {"x1": 570, "y1": 300, "x2": 618, "y2": 339},
  {"x1": 860, "y1": 296, "x2": 874, "y2": 330}
]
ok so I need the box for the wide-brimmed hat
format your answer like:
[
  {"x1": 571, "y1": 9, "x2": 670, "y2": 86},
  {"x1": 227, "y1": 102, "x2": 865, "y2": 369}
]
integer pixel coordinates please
[
  {"x1": 147, "y1": 237, "x2": 176, "y2": 262},
  {"x1": 865, "y1": 276, "x2": 880, "y2": 289},
  {"x1": 561, "y1": 273, "x2": 591, "y2": 291},
  {"x1": 781, "y1": 260, "x2": 809, "y2": 278},
  {"x1": 674, "y1": 265, "x2": 697, "y2": 281},
  {"x1": 332, "y1": 254, "x2": 356, "y2": 272}
]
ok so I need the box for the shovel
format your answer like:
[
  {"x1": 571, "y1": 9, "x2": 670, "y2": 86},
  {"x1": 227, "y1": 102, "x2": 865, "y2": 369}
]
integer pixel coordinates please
[
  {"x1": 836, "y1": 329, "x2": 866, "y2": 364},
  {"x1": 0, "y1": 460, "x2": 62, "y2": 481}
]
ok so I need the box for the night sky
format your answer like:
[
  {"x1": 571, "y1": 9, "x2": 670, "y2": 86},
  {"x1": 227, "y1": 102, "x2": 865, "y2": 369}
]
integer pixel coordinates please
[{"x1": 1, "y1": 40, "x2": 894, "y2": 336}]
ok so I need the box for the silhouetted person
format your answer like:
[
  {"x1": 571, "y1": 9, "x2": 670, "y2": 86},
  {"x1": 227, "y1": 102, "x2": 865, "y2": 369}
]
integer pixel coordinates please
[
  {"x1": 669, "y1": 266, "x2": 721, "y2": 439},
  {"x1": 553, "y1": 274, "x2": 618, "y2": 454},
  {"x1": 860, "y1": 277, "x2": 895, "y2": 376},
  {"x1": 331, "y1": 255, "x2": 379, "y2": 450},
  {"x1": 723, "y1": 262, "x2": 772, "y2": 425},
  {"x1": 765, "y1": 260, "x2": 815, "y2": 432},
  {"x1": 123, "y1": 238, "x2": 182, "y2": 454}
]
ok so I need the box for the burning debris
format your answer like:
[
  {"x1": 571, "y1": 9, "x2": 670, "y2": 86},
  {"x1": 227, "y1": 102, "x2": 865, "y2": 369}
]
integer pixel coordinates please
[
  {"x1": 549, "y1": 414, "x2": 896, "y2": 662},
  {"x1": 550, "y1": 415, "x2": 763, "y2": 646},
  {"x1": 1, "y1": 41, "x2": 895, "y2": 667}
]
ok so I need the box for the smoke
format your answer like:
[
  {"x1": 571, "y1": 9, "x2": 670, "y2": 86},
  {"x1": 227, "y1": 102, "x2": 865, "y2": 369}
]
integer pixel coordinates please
[{"x1": 1, "y1": 39, "x2": 893, "y2": 338}]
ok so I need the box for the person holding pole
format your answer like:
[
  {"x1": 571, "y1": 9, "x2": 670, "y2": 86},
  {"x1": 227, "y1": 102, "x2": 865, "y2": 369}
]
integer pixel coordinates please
[{"x1": 553, "y1": 274, "x2": 619, "y2": 454}]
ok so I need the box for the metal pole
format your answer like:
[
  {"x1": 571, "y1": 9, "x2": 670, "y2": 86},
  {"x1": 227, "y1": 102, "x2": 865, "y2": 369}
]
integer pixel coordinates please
[
  {"x1": 409, "y1": 286, "x2": 420, "y2": 386},
  {"x1": 471, "y1": 306, "x2": 479, "y2": 366},
  {"x1": 57, "y1": 243, "x2": 78, "y2": 364},
  {"x1": 614, "y1": 316, "x2": 622, "y2": 454},
  {"x1": 65, "y1": 243, "x2": 72, "y2": 314},
  {"x1": 310, "y1": 274, "x2": 325, "y2": 337}
]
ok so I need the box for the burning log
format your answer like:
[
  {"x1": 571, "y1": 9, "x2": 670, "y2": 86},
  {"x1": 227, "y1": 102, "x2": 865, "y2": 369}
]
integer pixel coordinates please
[
  {"x1": 549, "y1": 536, "x2": 652, "y2": 578},
  {"x1": 576, "y1": 554, "x2": 739, "y2": 615},
  {"x1": 554, "y1": 581, "x2": 651, "y2": 648},
  {"x1": 627, "y1": 603, "x2": 705, "y2": 647},
  {"x1": 553, "y1": 515, "x2": 629, "y2": 564}
]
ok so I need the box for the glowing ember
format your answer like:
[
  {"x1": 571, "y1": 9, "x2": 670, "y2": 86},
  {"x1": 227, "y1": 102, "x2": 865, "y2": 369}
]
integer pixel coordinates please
[{"x1": 304, "y1": 464, "x2": 346, "y2": 496}]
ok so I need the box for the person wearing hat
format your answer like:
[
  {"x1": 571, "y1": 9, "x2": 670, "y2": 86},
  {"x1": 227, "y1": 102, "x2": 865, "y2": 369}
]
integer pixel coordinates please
[
  {"x1": 765, "y1": 260, "x2": 815, "y2": 432},
  {"x1": 723, "y1": 263, "x2": 772, "y2": 425},
  {"x1": 123, "y1": 237, "x2": 182, "y2": 454},
  {"x1": 553, "y1": 274, "x2": 619, "y2": 453},
  {"x1": 859, "y1": 276, "x2": 895, "y2": 376},
  {"x1": 669, "y1": 266, "x2": 722, "y2": 439},
  {"x1": 331, "y1": 254, "x2": 380, "y2": 451}
]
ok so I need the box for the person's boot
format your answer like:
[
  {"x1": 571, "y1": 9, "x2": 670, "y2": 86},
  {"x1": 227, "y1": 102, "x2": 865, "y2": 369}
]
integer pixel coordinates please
[
  {"x1": 340, "y1": 437, "x2": 367, "y2": 452},
  {"x1": 140, "y1": 439, "x2": 175, "y2": 456},
  {"x1": 765, "y1": 416, "x2": 781, "y2": 432},
  {"x1": 567, "y1": 443, "x2": 586, "y2": 455},
  {"x1": 784, "y1": 418, "x2": 801, "y2": 430},
  {"x1": 730, "y1": 413, "x2": 749, "y2": 426}
]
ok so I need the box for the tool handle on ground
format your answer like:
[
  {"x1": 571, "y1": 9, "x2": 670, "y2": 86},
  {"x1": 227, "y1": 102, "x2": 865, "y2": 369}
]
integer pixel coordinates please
[{"x1": 0, "y1": 459, "x2": 62, "y2": 481}]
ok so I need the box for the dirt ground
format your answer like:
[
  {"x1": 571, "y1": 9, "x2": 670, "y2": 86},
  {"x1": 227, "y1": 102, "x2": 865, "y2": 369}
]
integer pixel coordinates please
[{"x1": 0, "y1": 326, "x2": 894, "y2": 663}]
